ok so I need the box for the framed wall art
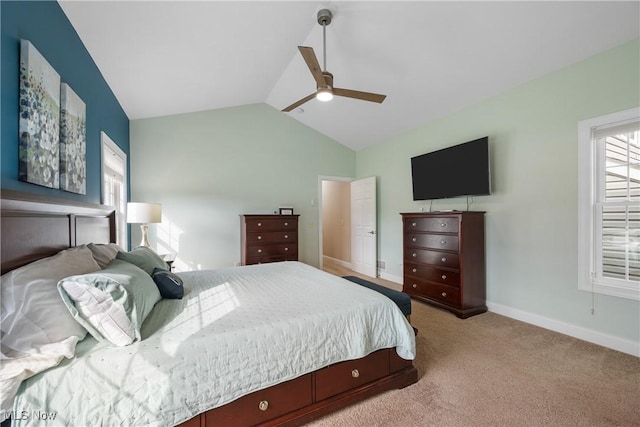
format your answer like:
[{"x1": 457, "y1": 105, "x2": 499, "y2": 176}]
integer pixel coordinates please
[
  {"x1": 60, "y1": 83, "x2": 86, "y2": 194},
  {"x1": 18, "y1": 39, "x2": 60, "y2": 189}
]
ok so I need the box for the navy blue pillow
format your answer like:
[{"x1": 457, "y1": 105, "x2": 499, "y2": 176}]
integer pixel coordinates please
[{"x1": 151, "y1": 268, "x2": 184, "y2": 299}]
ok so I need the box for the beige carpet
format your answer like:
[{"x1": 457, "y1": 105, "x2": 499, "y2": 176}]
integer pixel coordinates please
[{"x1": 306, "y1": 298, "x2": 640, "y2": 426}]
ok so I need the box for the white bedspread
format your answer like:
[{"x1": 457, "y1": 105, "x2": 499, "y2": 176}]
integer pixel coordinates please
[{"x1": 12, "y1": 262, "x2": 415, "y2": 426}]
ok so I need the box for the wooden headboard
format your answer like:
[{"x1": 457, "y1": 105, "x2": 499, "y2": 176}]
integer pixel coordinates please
[{"x1": 1, "y1": 190, "x2": 116, "y2": 275}]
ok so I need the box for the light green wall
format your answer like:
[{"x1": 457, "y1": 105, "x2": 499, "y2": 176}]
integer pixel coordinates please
[
  {"x1": 130, "y1": 103, "x2": 354, "y2": 270},
  {"x1": 357, "y1": 39, "x2": 640, "y2": 344},
  {"x1": 129, "y1": 40, "x2": 638, "y2": 350}
]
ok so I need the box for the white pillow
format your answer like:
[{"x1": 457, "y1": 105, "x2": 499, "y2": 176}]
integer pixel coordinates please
[{"x1": 0, "y1": 246, "x2": 101, "y2": 356}]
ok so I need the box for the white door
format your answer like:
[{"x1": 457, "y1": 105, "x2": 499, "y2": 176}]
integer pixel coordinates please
[{"x1": 351, "y1": 176, "x2": 377, "y2": 277}]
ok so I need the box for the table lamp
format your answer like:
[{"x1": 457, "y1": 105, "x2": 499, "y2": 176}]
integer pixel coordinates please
[{"x1": 126, "y1": 202, "x2": 162, "y2": 248}]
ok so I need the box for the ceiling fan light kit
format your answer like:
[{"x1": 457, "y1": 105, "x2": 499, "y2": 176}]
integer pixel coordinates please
[
  {"x1": 282, "y1": 9, "x2": 386, "y2": 112},
  {"x1": 316, "y1": 88, "x2": 333, "y2": 102}
]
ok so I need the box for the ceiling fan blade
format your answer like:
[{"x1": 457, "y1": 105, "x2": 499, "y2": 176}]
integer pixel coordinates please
[
  {"x1": 282, "y1": 92, "x2": 317, "y2": 112},
  {"x1": 333, "y1": 88, "x2": 387, "y2": 104},
  {"x1": 298, "y1": 46, "x2": 327, "y2": 88}
]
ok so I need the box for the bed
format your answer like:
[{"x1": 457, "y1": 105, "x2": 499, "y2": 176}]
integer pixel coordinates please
[{"x1": 0, "y1": 190, "x2": 418, "y2": 426}]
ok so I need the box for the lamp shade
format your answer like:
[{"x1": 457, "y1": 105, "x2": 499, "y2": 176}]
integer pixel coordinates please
[{"x1": 126, "y1": 203, "x2": 162, "y2": 224}]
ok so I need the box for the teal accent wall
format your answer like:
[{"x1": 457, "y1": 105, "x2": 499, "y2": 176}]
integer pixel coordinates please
[
  {"x1": 130, "y1": 103, "x2": 355, "y2": 269},
  {"x1": 1, "y1": 1, "x2": 129, "y2": 204},
  {"x1": 356, "y1": 39, "x2": 640, "y2": 349}
]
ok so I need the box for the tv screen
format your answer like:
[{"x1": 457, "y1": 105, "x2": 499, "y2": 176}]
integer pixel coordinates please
[{"x1": 411, "y1": 137, "x2": 490, "y2": 201}]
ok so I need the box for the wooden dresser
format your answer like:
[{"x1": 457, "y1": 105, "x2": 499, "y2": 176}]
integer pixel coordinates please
[
  {"x1": 401, "y1": 212, "x2": 486, "y2": 318},
  {"x1": 241, "y1": 214, "x2": 299, "y2": 265}
]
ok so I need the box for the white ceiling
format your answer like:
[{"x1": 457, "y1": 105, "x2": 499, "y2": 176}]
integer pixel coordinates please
[{"x1": 58, "y1": 1, "x2": 640, "y2": 151}]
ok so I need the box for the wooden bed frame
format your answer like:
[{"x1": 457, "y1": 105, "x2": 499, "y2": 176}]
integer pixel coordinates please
[{"x1": 0, "y1": 190, "x2": 418, "y2": 427}]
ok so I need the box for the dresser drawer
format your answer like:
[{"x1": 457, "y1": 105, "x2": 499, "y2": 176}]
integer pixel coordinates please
[
  {"x1": 404, "y1": 281, "x2": 460, "y2": 306},
  {"x1": 246, "y1": 231, "x2": 297, "y2": 244},
  {"x1": 245, "y1": 217, "x2": 297, "y2": 232},
  {"x1": 246, "y1": 254, "x2": 297, "y2": 265},
  {"x1": 315, "y1": 349, "x2": 390, "y2": 401},
  {"x1": 405, "y1": 248, "x2": 459, "y2": 269},
  {"x1": 404, "y1": 217, "x2": 459, "y2": 233},
  {"x1": 205, "y1": 374, "x2": 312, "y2": 426},
  {"x1": 405, "y1": 233, "x2": 459, "y2": 251},
  {"x1": 245, "y1": 243, "x2": 297, "y2": 258},
  {"x1": 404, "y1": 263, "x2": 460, "y2": 287}
]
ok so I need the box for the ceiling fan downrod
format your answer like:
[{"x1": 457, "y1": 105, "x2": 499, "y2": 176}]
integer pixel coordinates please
[{"x1": 317, "y1": 9, "x2": 332, "y2": 72}]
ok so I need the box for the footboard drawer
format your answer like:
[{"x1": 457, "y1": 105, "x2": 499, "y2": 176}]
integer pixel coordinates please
[
  {"x1": 315, "y1": 349, "x2": 390, "y2": 401},
  {"x1": 204, "y1": 374, "x2": 312, "y2": 426}
]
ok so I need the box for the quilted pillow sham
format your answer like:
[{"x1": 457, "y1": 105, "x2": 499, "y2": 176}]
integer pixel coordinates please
[
  {"x1": 116, "y1": 246, "x2": 167, "y2": 275},
  {"x1": 58, "y1": 259, "x2": 161, "y2": 347}
]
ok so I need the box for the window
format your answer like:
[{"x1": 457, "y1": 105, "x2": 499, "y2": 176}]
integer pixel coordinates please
[
  {"x1": 101, "y1": 131, "x2": 128, "y2": 248},
  {"x1": 578, "y1": 108, "x2": 640, "y2": 300}
]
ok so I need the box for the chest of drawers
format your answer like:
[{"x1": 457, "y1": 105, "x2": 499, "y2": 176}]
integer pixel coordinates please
[
  {"x1": 241, "y1": 214, "x2": 299, "y2": 265},
  {"x1": 401, "y1": 212, "x2": 486, "y2": 318}
]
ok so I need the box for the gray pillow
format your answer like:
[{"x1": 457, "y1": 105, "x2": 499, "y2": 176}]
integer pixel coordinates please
[
  {"x1": 87, "y1": 242, "x2": 122, "y2": 269},
  {"x1": 116, "y1": 247, "x2": 167, "y2": 276},
  {"x1": 58, "y1": 259, "x2": 161, "y2": 346}
]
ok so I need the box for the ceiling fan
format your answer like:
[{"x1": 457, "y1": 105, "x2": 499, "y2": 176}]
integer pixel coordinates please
[{"x1": 282, "y1": 9, "x2": 386, "y2": 112}]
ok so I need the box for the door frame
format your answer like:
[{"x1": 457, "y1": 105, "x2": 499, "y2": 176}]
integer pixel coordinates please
[{"x1": 317, "y1": 175, "x2": 353, "y2": 270}]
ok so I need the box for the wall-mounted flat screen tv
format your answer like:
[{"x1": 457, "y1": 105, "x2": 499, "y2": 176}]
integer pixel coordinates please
[{"x1": 411, "y1": 136, "x2": 491, "y2": 201}]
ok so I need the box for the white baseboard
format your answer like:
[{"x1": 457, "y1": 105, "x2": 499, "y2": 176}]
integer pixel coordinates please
[
  {"x1": 378, "y1": 271, "x2": 403, "y2": 284},
  {"x1": 322, "y1": 255, "x2": 352, "y2": 270},
  {"x1": 487, "y1": 301, "x2": 640, "y2": 357}
]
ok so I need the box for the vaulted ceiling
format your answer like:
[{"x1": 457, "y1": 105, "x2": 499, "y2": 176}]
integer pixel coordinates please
[{"x1": 58, "y1": 1, "x2": 640, "y2": 151}]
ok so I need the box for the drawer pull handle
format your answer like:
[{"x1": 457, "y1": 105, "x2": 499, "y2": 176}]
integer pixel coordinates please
[
  {"x1": 258, "y1": 249, "x2": 262, "y2": 253},
  {"x1": 442, "y1": 274, "x2": 447, "y2": 280},
  {"x1": 441, "y1": 240, "x2": 446, "y2": 245},
  {"x1": 258, "y1": 400, "x2": 269, "y2": 411},
  {"x1": 412, "y1": 237, "x2": 416, "y2": 242},
  {"x1": 285, "y1": 235, "x2": 288, "y2": 239},
  {"x1": 441, "y1": 223, "x2": 446, "y2": 227},
  {"x1": 412, "y1": 268, "x2": 417, "y2": 273},
  {"x1": 411, "y1": 222, "x2": 416, "y2": 227},
  {"x1": 284, "y1": 248, "x2": 289, "y2": 251},
  {"x1": 257, "y1": 236, "x2": 262, "y2": 240},
  {"x1": 442, "y1": 292, "x2": 447, "y2": 297},
  {"x1": 351, "y1": 369, "x2": 360, "y2": 378},
  {"x1": 412, "y1": 284, "x2": 417, "y2": 288},
  {"x1": 412, "y1": 253, "x2": 417, "y2": 258},
  {"x1": 284, "y1": 222, "x2": 288, "y2": 226},
  {"x1": 441, "y1": 257, "x2": 447, "y2": 262}
]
